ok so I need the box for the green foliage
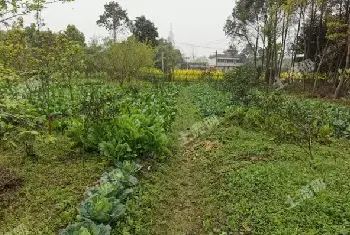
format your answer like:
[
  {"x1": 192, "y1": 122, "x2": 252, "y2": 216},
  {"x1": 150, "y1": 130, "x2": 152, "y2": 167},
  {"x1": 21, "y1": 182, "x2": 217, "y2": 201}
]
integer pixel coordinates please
[
  {"x1": 179, "y1": 117, "x2": 222, "y2": 145},
  {"x1": 187, "y1": 83, "x2": 231, "y2": 117},
  {"x1": 154, "y1": 38, "x2": 183, "y2": 72},
  {"x1": 78, "y1": 195, "x2": 126, "y2": 224},
  {"x1": 62, "y1": 84, "x2": 178, "y2": 161},
  {"x1": 226, "y1": 87, "x2": 350, "y2": 157},
  {"x1": 0, "y1": 0, "x2": 75, "y2": 27},
  {"x1": 103, "y1": 37, "x2": 155, "y2": 85},
  {"x1": 97, "y1": 113, "x2": 170, "y2": 160},
  {"x1": 86, "y1": 181, "x2": 128, "y2": 199},
  {"x1": 60, "y1": 221, "x2": 111, "y2": 235},
  {"x1": 60, "y1": 160, "x2": 141, "y2": 234},
  {"x1": 110, "y1": 86, "x2": 201, "y2": 235},
  {"x1": 0, "y1": 24, "x2": 86, "y2": 76},
  {"x1": 0, "y1": 148, "x2": 107, "y2": 234},
  {"x1": 0, "y1": 75, "x2": 178, "y2": 162},
  {"x1": 132, "y1": 15, "x2": 159, "y2": 47},
  {"x1": 64, "y1": 24, "x2": 86, "y2": 46},
  {"x1": 222, "y1": 64, "x2": 258, "y2": 104},
  {"x1": 96, "y1": 1, "x2": 129, "y2": 42}
]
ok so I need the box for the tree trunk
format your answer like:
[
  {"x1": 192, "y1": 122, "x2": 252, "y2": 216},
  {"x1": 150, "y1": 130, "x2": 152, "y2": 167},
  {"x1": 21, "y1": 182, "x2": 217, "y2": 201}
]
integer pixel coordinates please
[
  {"x1": 254, "y1": 13, "x2": 259, "y2": 69},
  {"x1": 113, "y1": 22, "x2": 117, "y2": 42},
  {"x1": 334, "y1": 16, "x2": 350, "y2": 98},
  {"x1": 272, "y1": 9, "x2": 278, "y2": 84},
  {"x1": 290, "y1": 7, "x2": 303, "y2": 83},
  {"x1": 278, "y1": 12, "x2": 289, "y2": 78}
]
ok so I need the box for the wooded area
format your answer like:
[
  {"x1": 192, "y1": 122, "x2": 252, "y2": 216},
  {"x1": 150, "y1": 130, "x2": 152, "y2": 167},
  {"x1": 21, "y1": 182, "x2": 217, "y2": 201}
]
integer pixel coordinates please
[{"x1": 224, "y1": 0, "x2": 350, "y2": 98}]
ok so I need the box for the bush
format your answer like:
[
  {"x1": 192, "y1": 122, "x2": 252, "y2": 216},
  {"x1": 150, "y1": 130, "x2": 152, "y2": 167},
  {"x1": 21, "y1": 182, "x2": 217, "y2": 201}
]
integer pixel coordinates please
[
  {"x1": 222, "y1": 65, "x2": 259, "y2": 104},
  {"x1": 225, "y1": 89, "x2": 347, "y2": 157}
]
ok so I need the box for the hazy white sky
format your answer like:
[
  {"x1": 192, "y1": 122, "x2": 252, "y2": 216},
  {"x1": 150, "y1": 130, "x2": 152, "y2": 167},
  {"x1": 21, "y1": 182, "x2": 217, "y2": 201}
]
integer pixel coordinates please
[{"x1": 40, "y1": 0, "x2": 235, "y2": 57}]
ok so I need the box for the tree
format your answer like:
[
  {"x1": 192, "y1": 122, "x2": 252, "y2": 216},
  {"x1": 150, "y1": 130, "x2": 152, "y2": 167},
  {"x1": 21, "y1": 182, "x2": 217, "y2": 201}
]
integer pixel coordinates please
[
  {"x1": 0, "y1": 0, "x2": 74, "y2": 28},
  {"x1": 103, "y1": 37, "x2": 155, "y2": 85},
  {"x1": 155, "y1": 38, "x2": 183, "y2": 73},
  {"x1": 334, "y1": 14, "x2": 350, "y2": 98},
  {"x1": 85, "y1": 37, "x2": 105, "y2": 75},
  {"x1": 0, "y1": 24, "x2": 85, "y2": 75},
  {"x1": 132, "y1": 15, "x2": 159, "y2": 47},
  {"x1": 96, "y1": 1, "x2": 129, "y2": 42},
  {"x1": 63, "y1": 24, "x2": 85, "y2": 46},
  {"x1": 224, "y1": 0, "x2": 264, "y2": 69}
]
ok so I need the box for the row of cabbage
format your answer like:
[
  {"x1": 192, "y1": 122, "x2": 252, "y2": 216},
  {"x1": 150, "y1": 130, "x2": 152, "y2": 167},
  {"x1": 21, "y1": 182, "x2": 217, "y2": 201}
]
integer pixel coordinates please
[{"x1": 60, "y1": 162, "x2": 141, "y2": 234}]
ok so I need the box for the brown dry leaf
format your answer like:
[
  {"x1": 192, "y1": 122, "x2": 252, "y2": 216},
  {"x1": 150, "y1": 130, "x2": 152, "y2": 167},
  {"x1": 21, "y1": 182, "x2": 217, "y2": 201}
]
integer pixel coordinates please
[{"x1": 202, "y1": 140, "x2": 220, "y2": 152}]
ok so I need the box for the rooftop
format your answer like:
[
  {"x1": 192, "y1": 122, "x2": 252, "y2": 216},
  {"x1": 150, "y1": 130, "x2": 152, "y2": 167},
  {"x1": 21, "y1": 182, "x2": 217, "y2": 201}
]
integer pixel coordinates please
[{"x1": 208, "y1": 54, "x2": 241, "y2": 59}]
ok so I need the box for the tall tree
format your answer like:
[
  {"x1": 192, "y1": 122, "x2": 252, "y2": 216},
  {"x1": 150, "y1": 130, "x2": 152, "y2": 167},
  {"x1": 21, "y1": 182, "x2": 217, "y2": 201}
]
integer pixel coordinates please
[
  {"x1": 132, "y1": 15, "x2": 159, "y2": 46},
  {"x1": 224, "y1": 0, "x2": 264, "y2": 68},
  {"x1": 96, "y1": 1, "x2": 129, "y2": 42},
  {"x1": 334, "y1": 8, "x2": 350, "y2": 98}
]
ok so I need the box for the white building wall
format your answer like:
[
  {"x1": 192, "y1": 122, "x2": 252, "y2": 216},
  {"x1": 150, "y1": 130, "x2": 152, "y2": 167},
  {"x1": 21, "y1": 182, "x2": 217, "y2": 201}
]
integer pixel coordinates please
[
  {"x1": 208, "y1": 56, "x2": 243, "y2": 71},
  {"x1": 209, "y1": 58, "x2": 216, "y2": 67}
]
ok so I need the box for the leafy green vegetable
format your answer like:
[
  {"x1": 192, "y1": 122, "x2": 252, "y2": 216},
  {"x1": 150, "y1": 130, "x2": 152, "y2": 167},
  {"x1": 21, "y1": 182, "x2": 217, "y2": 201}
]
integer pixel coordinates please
[
  {"x1": 59, "y1": 221, "x2": 111, "y2": 235},
  {"x1": 78, "y1": 195, "x2": 125, "y2": 224},
  {"x1": 187, "y1": 83, "x2": 231, "y2": 117}
]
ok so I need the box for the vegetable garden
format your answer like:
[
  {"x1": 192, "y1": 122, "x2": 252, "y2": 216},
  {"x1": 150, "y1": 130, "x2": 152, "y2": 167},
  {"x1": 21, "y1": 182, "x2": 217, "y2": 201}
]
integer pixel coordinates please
[
  {"x1": 2, "y1": 1, "x2": 350, "y2": 234},
  {"x1": 3, "y1": 63, "x2": 350, "y2": 234}
]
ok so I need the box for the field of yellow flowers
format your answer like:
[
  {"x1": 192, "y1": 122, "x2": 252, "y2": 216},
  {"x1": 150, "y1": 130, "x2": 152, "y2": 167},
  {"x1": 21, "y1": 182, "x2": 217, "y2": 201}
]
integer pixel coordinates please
[
  {"x1": 139, "y1": 68, "x2": 224, "y2": 81},
  {"x1": 173, "y1": 69, "x2": 223, "y2": 80},
  {"x1": 280, "y1": 72, "x2": 328, "y2": 80}
]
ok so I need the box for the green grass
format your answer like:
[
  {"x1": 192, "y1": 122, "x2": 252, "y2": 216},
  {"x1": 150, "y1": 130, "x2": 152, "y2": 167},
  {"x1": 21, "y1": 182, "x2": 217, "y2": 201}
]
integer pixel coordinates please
[
  {"x1": 196, "y1": 123, "x2": 350, "y2": 234},
  {"x1": 0, "y1": 139, "x2": 108, "y2": 235}
]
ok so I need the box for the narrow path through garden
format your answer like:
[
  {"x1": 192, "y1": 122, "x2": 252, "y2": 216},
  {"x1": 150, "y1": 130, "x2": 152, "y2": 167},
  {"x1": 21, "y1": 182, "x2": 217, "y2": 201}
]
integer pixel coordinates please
[{"x1": 141, "y1": 87, "x2": 210, "y2": 235}]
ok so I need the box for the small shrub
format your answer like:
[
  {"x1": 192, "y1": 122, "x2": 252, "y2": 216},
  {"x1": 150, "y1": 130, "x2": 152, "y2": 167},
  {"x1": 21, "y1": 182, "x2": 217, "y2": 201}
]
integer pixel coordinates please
[{"x1": 223, "y1": 65, "x2": 259, "y2": 104}]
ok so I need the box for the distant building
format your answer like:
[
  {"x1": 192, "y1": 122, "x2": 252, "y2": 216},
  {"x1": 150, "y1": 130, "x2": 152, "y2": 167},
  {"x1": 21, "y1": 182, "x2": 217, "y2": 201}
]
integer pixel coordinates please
[
  {"x1": 180, "y1": 62, "x2": 210, "y2": 70},
  {"x1": 208, "y1": 54, "x2": 243, "y2": 71}
]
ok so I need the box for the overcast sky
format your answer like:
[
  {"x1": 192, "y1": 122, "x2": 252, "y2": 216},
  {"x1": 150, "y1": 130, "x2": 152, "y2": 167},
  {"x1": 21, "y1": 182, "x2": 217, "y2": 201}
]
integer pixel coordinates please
[{"x1": 39, "y1": 0, "x2": 235, "y2": 58}]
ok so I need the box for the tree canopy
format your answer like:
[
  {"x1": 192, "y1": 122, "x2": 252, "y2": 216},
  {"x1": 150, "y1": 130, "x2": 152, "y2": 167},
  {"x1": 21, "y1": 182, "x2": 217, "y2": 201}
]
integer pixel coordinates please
[
  {"x1": 224, "y1": 0, "x2": 350, "y2": 98},
  {"x1": 132, "y1": 15, "x2": 159, "y2": 47},
  {"x1": 0, "y1": 0, "x2": 74, "y2": 27},
  {"x1": 63, "y1": 24, "x2": 86, "y2": 46},
  {"x1": 103, "y1": 36, "x2": 155, "y2": 85},
  {"x1": 96, "y1": 1, "x2": 129, "y2": 42}
]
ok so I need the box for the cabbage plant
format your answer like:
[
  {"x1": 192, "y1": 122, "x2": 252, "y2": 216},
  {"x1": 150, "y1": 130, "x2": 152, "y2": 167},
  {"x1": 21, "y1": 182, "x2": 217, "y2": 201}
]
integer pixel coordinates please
[
  {"x1": 59, "y1": 221, "x2": 111, "y2": 235},
  {"x1": 78, "y1": 195, "x2": 125, "y2": 224}
]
